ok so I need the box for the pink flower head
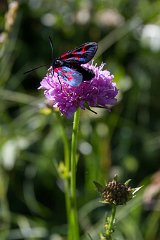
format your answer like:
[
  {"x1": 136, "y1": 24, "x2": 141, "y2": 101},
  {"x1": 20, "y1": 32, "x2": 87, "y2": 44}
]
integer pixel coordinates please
[{"x1": 39, "y1": 62, "x2": 118, "y2": 118}]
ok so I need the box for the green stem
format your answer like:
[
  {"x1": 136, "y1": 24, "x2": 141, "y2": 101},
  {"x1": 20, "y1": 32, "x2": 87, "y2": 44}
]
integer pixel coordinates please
[
  {"x1": 105, "y1": 204, "x2": 116, "y2": 239},
  {"x1": 60, "y1": 125, "x2": 70, "y2": 214},
  {"x1": 57, "y1": 115, "x2": 71, "y2": 239},
  {"x1": 70, "y1": 108, "x2": 81, "y2": 240}
]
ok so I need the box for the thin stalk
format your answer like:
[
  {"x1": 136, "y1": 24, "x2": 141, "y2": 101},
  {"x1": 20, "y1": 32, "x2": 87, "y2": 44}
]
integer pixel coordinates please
[
  {"x1": 105, "y1": 205, "x2": 116, "y2": 239},
  {"x1": 70, "y1": 108, "x2": 81, "y2": 240},
  {"x1": 57, "y1": 114, "x2": 71, "y2": 239},
  {"x1": 60, "y1": 124, "x2": 70, "y2": 216}
]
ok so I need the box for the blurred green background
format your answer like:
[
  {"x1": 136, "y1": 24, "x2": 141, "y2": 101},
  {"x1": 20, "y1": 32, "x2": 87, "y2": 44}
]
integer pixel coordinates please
[{"x1": 0, "y1": 0, "x2": 160, "y2": 239}]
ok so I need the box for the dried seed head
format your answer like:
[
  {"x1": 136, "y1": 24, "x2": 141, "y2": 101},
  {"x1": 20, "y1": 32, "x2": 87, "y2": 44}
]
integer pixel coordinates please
[{"x1": 101, "y1": 179, "x2": 132, "y2": 205}]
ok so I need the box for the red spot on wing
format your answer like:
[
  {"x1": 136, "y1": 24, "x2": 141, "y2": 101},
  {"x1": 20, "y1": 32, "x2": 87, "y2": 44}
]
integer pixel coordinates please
[
  {"x1": 66, "y1": 71, "x2": 74, "y2": 81},
  {"x1": 75, "y1": 55, "x2": 80, "y2": 60},
  {"x1": 54, "y1": 67, "x2": 62, "y2": 73},
  {"x1": 60, "y1": 52, "x2": 69, "y2": 60},
  {"x1": 81, "y1": 47, "x2": 85, "y2": 53},
  {"x1": 68, "y1": 75, "x2": 73, "y2": 81}
]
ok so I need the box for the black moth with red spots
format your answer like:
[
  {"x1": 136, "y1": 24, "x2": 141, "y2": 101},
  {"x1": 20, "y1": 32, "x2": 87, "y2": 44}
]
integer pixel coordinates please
[{"x1": 52, "y1": 42, "x2": 98, "y2": 87}]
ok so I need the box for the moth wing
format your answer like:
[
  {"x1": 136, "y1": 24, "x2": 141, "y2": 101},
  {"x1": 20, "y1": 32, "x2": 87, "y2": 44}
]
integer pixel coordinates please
[
  {"x1": 55, "y1": 66, "x2": 83, "y2": 87},
  {"x1": 59, "y1": 42, "x2": 98, "y2": 64}
]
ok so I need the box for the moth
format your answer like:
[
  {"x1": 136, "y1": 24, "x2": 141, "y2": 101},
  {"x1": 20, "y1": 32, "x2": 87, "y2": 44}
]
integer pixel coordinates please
[
  {"x1": 24, "y1": 39, "x2": 98, "y2": 87},
  {"x1": 52, "y1": 42, "x2": 98, "y2": 86}
]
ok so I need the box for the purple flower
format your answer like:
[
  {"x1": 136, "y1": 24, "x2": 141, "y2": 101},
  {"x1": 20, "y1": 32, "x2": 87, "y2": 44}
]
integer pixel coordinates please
[{"x1": 38, "y1": 62, "x2": 118, "y2": 118}]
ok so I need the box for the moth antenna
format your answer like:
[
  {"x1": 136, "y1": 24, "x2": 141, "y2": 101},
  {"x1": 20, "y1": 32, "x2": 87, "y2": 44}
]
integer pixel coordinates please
[
  {"x1": 24, "y1": 64, "x2": 48, "y2": 74},
  {"x1": 49, "y1": 35, "x2": 54, "y2": 61}
]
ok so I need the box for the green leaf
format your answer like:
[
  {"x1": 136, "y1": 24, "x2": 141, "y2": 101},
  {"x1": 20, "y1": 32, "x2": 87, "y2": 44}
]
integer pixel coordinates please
[
  {"x1": 93, "y1": 181, "x2": 104, "y2": 193},
  {"x1": 132, "y1": 186, "x2": 143, "y2": 196}
]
